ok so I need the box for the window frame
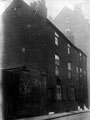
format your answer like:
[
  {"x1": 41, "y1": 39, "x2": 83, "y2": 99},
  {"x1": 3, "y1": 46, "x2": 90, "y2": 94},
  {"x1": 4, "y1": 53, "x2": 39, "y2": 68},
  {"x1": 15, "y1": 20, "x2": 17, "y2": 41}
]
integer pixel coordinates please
[
  {"x1": 68, "y1": 62, "x2": 72, "y2": 79},
  {"x1": 55, "y1": 36, "x2": 58, "y2": 46},
  {"x1": 55, "y1": 32, "x2": 59, "y2": 38},
  {"x1": 56, "y1": 85, "x2": 62, "y2": 100},
  {"x1": 67, "y1": 43, "x2": 71, "y2": 55},
  {"x1": 55, "y1": 54, "x2": 60, "y2": 76}
]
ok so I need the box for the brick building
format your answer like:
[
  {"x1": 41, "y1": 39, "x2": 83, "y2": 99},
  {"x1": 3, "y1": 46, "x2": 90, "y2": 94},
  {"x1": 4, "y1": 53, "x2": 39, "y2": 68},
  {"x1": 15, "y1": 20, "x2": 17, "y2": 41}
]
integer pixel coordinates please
[{"x1": 1, "y1": 0, "x2": 88, "y2": 119}]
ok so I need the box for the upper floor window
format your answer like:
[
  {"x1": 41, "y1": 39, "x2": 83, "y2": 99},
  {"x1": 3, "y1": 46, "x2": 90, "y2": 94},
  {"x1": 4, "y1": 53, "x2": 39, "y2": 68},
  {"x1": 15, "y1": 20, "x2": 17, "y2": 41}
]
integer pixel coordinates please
[
  {"x1": 68, "y1": 62, "x2": 71, "y2": 71},
  {"x1": 80, "y1": 68, "x2": 82, "y2": 73},
  {"x1": 68, "y1": 62, "x2": 72, "y2": 79},
  {"x1": 55, "y1": 32, "x2": 59, "y2": 46},
  {"x1": 83, "y1": 56, "x2": 86, "y2": 64},
  {"x1": 76, "y1": 66, "x2": 79, "y2": 73},
  {"x1": 79, "y1": 52, "x2": 82, "y2": 57},
  {"x1": 76, "y1": 66, "x2": 79, "y2": 81},
  {"x1": 65, "y1": 28, "x2": 70, "y2": 35},
  {"x1": 65, "y1": 17, "x2": 70, "y2": 24},
  {"x1": 14, "y1": 7, "x2": 17, "y2": 11},
  {"x1": 84, "y1": 70, "x2": 86, "y2": 75},
  {"x1": 55, "y1": 37, "x2": 58, "y2": 46},
  {"x1": 80, "y1": 74, "x2": 82, "y2": 78},
  {"x1": 55, "y1": 54, "x2": 60, "y2": 76},
  {"x1": 55, "y1": 32, "x2": 59, "y2": 37},
  {"x1": 83, "y1": 56, "x2": 85, "y2": 60},
  {"x1": 55, "y1": 54, "x2": 59, "y2": 65},
  {"x1": 56, "y1": 85, "x2": 62, "y2": 100},
  {"x1": 11, "y1": 7, "x2": 17, "y2": 17},
  {"x1": 67, "y1": 43, "x2": 71, "y2": 54},
  {"x1": 79, "y1": 52, "x2": 82, "y2": 61},
  {"x1": 68, "y1": 71, "x2": 71, "y2": 79}
]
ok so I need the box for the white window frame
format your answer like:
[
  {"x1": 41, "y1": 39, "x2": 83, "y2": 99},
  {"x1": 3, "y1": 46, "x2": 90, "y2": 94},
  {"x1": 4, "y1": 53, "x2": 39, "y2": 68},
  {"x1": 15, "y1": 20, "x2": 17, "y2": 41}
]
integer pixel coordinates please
[
  {"x1": 55, "y1": 54, "x2": 60, "y2": 65},
  {"x1": 55, "y1": 65, "x2": 59, "y2": 75},
  {"x1": 55, "y1": 37, "x2": 58, "y2": 46},
  {"x1": 68, "y1": 62, "x2": 71, "y2": 71},
  {"x1": 55, "y1": 32, "x2": 59, "y2": 37},
  {"x1": 68, "y1": 62, "x2": 72, "y2": 79},
  {"x1": 80, "y1": 68, "x2": 82, "y2": 73},
  {"x1": 55, "y1": 54, "x2": 60, "y2": 76},
  {"x1": 67, "y1": 43, "x2": 71, "y2": 54},
  {"x1": 79, "y1": 52, "x2": 82, "y2": 56}
]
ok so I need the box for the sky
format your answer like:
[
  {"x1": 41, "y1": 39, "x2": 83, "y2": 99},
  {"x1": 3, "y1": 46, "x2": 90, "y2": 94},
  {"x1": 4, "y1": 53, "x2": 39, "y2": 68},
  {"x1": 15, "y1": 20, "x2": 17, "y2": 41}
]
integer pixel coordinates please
[{"x1": 0, "y1": 0, "x2": 90, "y2": 20}]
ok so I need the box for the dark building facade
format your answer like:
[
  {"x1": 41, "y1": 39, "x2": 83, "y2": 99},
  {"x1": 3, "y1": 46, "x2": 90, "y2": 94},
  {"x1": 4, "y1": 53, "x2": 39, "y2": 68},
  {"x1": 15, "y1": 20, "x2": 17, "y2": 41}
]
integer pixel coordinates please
[{"x1": 1, "y1": 0, "x2": 88, "y2": 119}]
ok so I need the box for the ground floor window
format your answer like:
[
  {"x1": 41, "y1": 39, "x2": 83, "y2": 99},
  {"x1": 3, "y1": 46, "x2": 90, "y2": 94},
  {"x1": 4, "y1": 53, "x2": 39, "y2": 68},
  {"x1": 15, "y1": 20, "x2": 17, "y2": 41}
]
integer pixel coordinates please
[
  {"x1": 56, "y1": 85, "x2": 62, "y2": 100},
  {"x1": 67, "y1": 87, "x2": 75, "y2": 100}
]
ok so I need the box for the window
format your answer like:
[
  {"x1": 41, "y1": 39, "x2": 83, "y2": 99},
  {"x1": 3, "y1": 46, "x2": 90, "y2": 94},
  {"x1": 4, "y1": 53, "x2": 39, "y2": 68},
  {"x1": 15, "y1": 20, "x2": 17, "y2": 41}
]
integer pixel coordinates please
[
  {"x1": 76, "y1": 66, "x2": 79, "y2": 80},
  {"x1": 68, "y1": 62, "x2": 72, "y2": 79},
  {"x1": 84, "y1": 70, "x2": 86, "y2": 75},
  {"x1": 62, "y1": 85, "x2": 67, "y2": 100},
  {"x1": 55, "y1": 32, "x2": 59, "y2": 46},
  {"x1": 55, "y1": 32, "x2": 59, "y2": 37},
  {"x1": 55, "y1": 54, "x2": 60, "y2": 76},
  {"x1": 55, "y1": 54, "x2": 59, "y2": 65},
  {"x1": 79, "y1": 52, "x2": 82, "y2": 61},
  {"x1": 83, "y1": 56, "x2": 85, "y2": 60},
  {"x1": 71, "y1": 87, "x2": 75, "y2": 100},
  {"x1": 65, "y1": 16, "x2": 70, "y2": 24},
  {"x1": 68, "y1": 71, "x2": 71, "y2": 79},
  {"x1": 55, "y1": 65, "x2": 59, "y2": 75},
  {"x1": 80, "y1": 68, "x2": 82, "y2": 73},
  {"x1": 56, "y1": 85, "x2": 62, "y2": 100},
  {"x1": 27, "y1": 24, "x2": 31, "y2": 28},
  {"x1": 67, "y1": 43, "x2": 71, "y2": 54},
  {"x1": 55, "y1": 37, "x2": 58, "y2": 46},
  {"x1": 14, "y1": 7, "x2": 17, "y2": 11},
  {"x1": 76, "y1": 74, "x2": 79, "y2": 81},
  {"x1": 79, "y1": 52, "x2": 82, "y2": 57},
  {"x1": 84, "y1": 70, "x2": 86, "y2": 80},
  {"x1": 68, "y1": 62, "x2": 71, "y2": 70},
  {"x1": 80, "y1": 68, "x2": 82, "y2": 79},
  {"x1": 76, "y1": 66, "x2": 79, "y2": 73},
  {"x1": 75, "y1": 88, "x2": 79, "y2": 100},
  {"x1": 11, "y1": 7, "x2": 17, "y2": 17},
  {"x1": 83, "y1": 56, "x2": 86, "y2": 64},
  {"x1": 65, "y1": 28, "x2": 70, "y2": 34},
  {"x1": 80, "y1": 74, "x2": 82, "y2": 78}
]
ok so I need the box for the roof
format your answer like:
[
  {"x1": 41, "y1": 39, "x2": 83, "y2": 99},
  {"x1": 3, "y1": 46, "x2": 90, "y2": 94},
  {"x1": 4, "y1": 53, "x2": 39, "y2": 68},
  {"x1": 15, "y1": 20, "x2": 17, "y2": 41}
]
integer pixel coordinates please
[
  {"x1": 2, "y1": 0, "x2": 31, "y2": 16},
  {"x1": 1, "y1": 0, "x2": 87, "y2": 57},
  {"x1": 47, "y1": 19, "x2": 87, "y2": 57}
]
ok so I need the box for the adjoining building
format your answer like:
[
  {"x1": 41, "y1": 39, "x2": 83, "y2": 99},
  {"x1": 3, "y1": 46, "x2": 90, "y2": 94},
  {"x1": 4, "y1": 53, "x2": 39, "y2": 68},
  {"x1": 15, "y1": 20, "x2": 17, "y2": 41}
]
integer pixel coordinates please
[
  {"x1": 1, "y1": 0, "x2": 88, "y2": 119},
  {"x1": 53, "y1": 5, "x2": 90, "y2": 108}
]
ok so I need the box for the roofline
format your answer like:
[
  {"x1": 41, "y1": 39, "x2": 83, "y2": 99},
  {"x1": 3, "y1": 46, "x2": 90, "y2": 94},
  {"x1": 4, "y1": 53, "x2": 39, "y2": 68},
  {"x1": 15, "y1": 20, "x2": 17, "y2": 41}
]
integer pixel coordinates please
[
  {"x1": 54, "y1": 6, "x2": 73, "y2": 21},
  {"x1": 1, "y1": 0, "x2": 30, "y2": 16},
  {"x1": 47, "y1": 19, "x2": 87, "y2": 57}
]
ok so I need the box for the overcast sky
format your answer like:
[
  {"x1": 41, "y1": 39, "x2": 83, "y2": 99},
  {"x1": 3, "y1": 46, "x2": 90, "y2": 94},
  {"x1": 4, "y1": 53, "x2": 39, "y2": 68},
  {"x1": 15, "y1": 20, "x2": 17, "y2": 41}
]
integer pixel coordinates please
[{"x1": 0, "y1": 0, "x2": 90, "y2": 21}]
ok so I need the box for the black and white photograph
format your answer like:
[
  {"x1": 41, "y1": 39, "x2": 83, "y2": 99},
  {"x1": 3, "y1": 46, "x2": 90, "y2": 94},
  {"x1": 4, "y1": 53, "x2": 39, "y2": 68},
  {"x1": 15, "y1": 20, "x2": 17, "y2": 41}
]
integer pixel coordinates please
[{"x1": 0, "y1": 0, "x2": 90, "y2": 120}]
